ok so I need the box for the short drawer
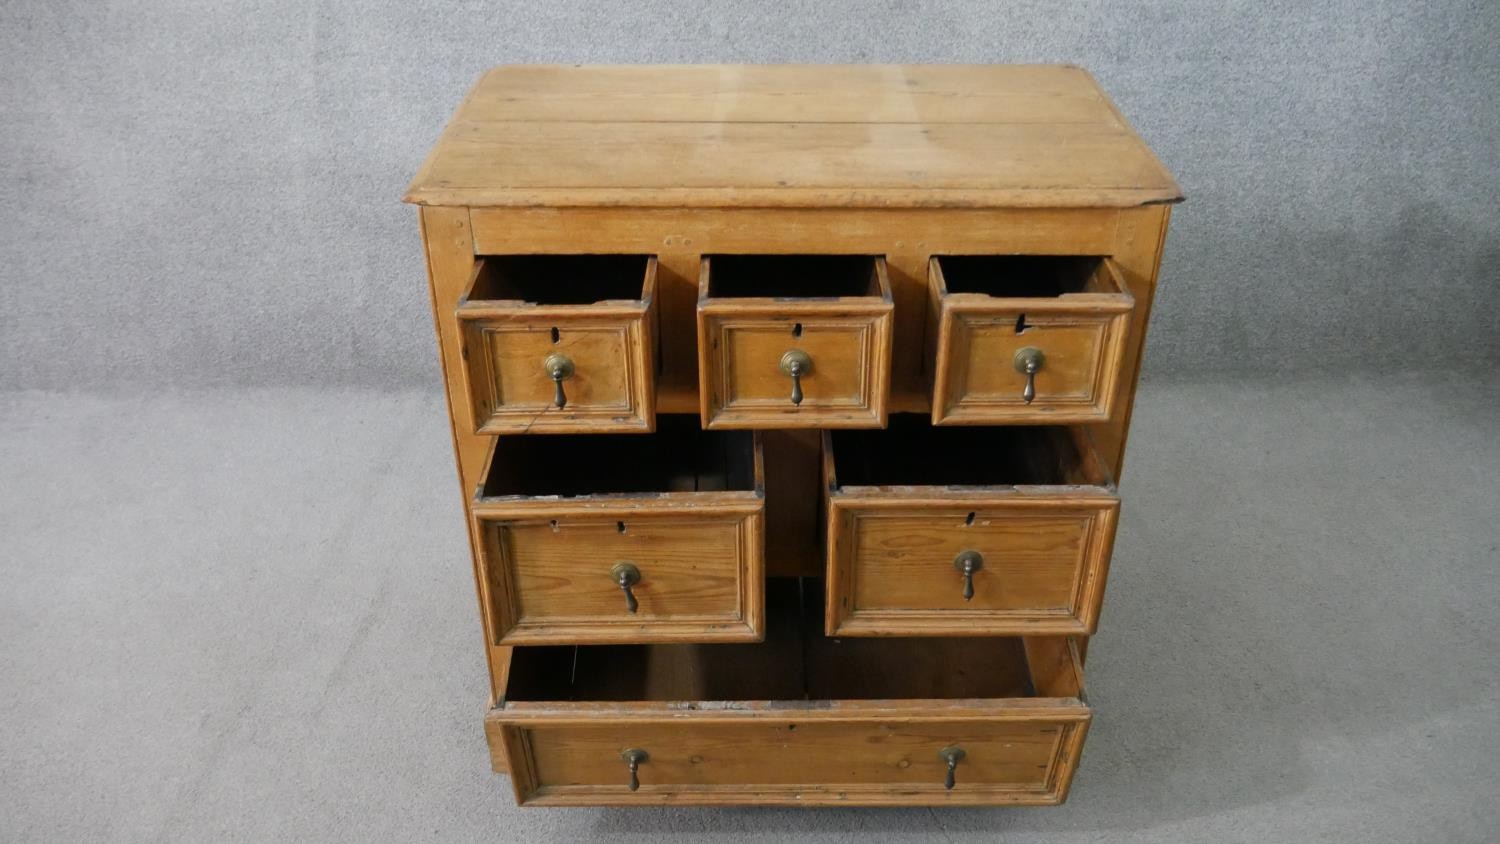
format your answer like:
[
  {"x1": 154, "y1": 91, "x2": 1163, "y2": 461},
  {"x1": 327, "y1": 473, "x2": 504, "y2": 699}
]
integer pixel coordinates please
[
  {"x1": 471, "y1": 417, "x2": 764, "y2": 645},
  {"x1": 457, "y1": 254, "x2": 658, "y2": 434},
  {"x1": 823, "y1": 418, "x2": 1118, "y2": 637},
  {"x1": 928, "y1": 255, "x2": 1133, "y2": 425},
  {"x1": 697, "y1": 255, "x2": 893, "y2": 429},
  {"x1": 487, "y1": 581, "x2": 1090, "y2": 806}
]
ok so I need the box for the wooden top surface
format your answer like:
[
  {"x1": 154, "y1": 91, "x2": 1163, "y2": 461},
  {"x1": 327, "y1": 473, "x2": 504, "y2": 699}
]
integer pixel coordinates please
[{"x1": 404, "y1": 65, "x2": 1182, "y2": 209}]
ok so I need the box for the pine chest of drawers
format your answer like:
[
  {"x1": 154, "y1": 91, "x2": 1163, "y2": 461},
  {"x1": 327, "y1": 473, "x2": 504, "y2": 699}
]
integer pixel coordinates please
[{"x1": 405, "y1": 64, "x2": 1180, "y2": 807}]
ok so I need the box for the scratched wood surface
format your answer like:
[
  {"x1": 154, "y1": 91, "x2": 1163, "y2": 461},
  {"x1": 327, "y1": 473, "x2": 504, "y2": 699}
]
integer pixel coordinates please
[
  {"x1": 928, "y1": 256, "x2": 1135, "y2": 425},
  {"x1": 697, "y1": 255, "x2": 893, "y2": 429},
  {"x1": 407, "y1": 63, "x2": 1177, "y2": 802},
  {"x1": 456, "y1": 256, "x2": 657, "y2": 434},
  {"x1": 405, "y1": 65, "x2": 1181, "y2": 209},
  {"x1": 822, "y1": 423, "x2": 1118, "y2": 637},
  {"x1": 470, "y1": 422, "x2": 766, "y2": 645},
  {"x1": 487, "y1": 582, "x2": 1090, "y2": 806}
]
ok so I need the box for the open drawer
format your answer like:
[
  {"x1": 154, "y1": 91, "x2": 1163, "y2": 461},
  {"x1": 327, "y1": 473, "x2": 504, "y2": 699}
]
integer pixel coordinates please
[
  {"x1": 487, "y1": 581, "x2": 1091, "y2": 806},
  {"x1": 928, "y1": 255, "x2": 1133, "y2": 425},
  {"x1": 457, "y1": 254, "x2": 658, "y2": 434},
  {"x1": 697, "y1": 254, "x2": 893, "y2": 429},
  {"x1": 470, "y1": 416, "x2": 764, "y2": 645},
  {"x1": 823, "y1": 418, "x2": 1118, "y2": 637}
]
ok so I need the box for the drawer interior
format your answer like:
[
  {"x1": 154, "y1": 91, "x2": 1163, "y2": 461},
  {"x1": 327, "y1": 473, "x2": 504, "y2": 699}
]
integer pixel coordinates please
[
  {"x1": 505, "y1": 579, "x2": 1075, "y2": 704},
  {"x1": 466, "y1": 254, "x2": 653, "y2": 305},
  {"x1": 934, "y1": 255, "x2": 1117, "y2": 298},
  {"x1": 481, "y1": 415, "x2": 756, "y2": 498},
  {"x1": 828, "y1": 415, "x2": 1109, "y2": 488},
  {"x1": 703, "y1": 254, "x2": 884, "y2": 299}
]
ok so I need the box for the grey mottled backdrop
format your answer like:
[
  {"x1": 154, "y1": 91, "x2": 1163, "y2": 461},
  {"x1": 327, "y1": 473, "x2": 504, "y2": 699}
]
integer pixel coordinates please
[{"x1": 2, "y1": 1, "x2": 1497, "y2": 390}]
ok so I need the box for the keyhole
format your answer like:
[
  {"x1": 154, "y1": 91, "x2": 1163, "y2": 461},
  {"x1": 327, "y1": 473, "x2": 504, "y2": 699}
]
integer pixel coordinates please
[
  {"x1": 617, "y1": 521, "x2": 626, "y2": 534},
  {"x1": 550, "y1": 326, "x2": 560, "y2": 344},
  {"x1": 965, "y1": 512, "x2": 976, "y2": 526},
  {"x1": 1014, "y1": 314, "x2": 1030, "y2": 334},
  {"x1": 792, "y1": 322, "x2": 803, "y2": 338}
]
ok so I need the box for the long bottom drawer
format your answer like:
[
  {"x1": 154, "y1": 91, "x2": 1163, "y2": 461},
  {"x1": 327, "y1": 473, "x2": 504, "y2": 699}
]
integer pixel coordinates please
[{"x1": 486, "y1": 581, "x2": 1090, "y2": 806}]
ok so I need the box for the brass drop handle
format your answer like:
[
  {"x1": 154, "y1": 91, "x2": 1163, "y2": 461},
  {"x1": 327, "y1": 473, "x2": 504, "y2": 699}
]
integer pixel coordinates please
[
  {"x1": 621, "y1": 748, "x2": 648, "y2": 791},
  {"x1": 939, "y1": 746, "x2": 966, "y2": 790},
  {"x1": 542, "y1": 353, "x2": 575, "y2": 409},
  {"x1": 778, "y1": 349, "x2": 812, "y2": 406},
  {"x1": 1013, "y1": 347, "x2": 1045, "y2": 404},
  {"x1": 953, "y1": 550, "x2": 983, "y2": 601},
  {"x1": 610, "y1": 562, "x2": 640, "y2": 613}
]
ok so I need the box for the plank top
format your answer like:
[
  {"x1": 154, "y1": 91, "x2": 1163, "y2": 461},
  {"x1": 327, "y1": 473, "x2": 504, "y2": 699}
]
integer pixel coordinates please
[{"x1": 404, "y1": 65, "x2": 1182, "y2": 209}]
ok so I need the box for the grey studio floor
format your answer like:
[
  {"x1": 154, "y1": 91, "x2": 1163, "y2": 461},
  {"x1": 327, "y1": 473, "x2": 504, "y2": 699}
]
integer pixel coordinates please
[{"x1": 2, "y1": 370, "x2": 1497, "y2": 842}]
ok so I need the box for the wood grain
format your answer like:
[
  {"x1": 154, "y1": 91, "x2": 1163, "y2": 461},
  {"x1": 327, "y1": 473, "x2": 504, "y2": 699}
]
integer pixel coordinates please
[
  {"x1": 417, "y1": 207, "x2": 514, "y2": 755},
  {"x1": 467, "y1": 205, "x2": 1120, "y2": 410},
  {"x1": 761, "y1": 429, "x2": 824, "y2": 577},
  {"x1": 409, "y1": 63, "x2": 1179, "y2": 803},
  {"x1": 505, "y1": 719, "x2": 1078, "y2": 805},
  {"x1": 930, "y1": 257, "x2": 1134, "y2": 425},
  {"x1": 470, "y1": 433, "x2": 766, "y2": 645},
  {"x1": 1087, "y1": 204, "x2": 1174, "y2": 481},
  {"x1": 823, "y1": 426, "x2": 1118, "y2": 637},
  {"x1": 1024, "y1": 637, "x2": 1087, "y2": 699},
  {"x1": 461, "y1": 64, "x2": 1124, "y2": 124},
  {"x1": 405, "y1": 65, "x2": 1182, "y2": 208},
  {"x1": 697, "y1": 256, "x2": 893, "y2": 429},
  {"x1": 486, "y1": 602, "x2": 1092, "y2": 806},
  {"x1": 478, "y1": 514, "x2": 762, "y2": 644},
  {"x1": 824, "y1": 492, "x2": 1118, "y2": 639},
  {"x1": 456, "y1": 257, "x2": 656, "y2": 434},
  {"x1": 832, "y1": 506, "x2": 1118, "y2": 636}
]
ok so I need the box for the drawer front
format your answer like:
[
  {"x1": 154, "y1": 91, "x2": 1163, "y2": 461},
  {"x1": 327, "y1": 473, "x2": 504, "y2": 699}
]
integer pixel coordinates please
[
  {"x1": 456, "y1": 255, "x2": 658, "y2": 434},
  {"x1": 928, "y1": 255, "x2": 1134, "y2": 425},
  {"x1": 697, "y1": 255, "x2": 894, "y2": 429},
  {"x1": 476, "y1": 508, "x2": 764, "y2": 645},
  {"x1": 495, "y1": 713, "x2": 1088, "y2": 806},
  {"x1": 934, "y1": 309, "x2": 1128, "y2": 424},
  {"x1": 460, "y1": 313, "x2": 653, "y2": 434},
  {"x1": 701, "y1": 315, "x2": 890, "y2": 428},
  {"x1": 827, "y1": 497, "x2": 1117, "y2": 636}
]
